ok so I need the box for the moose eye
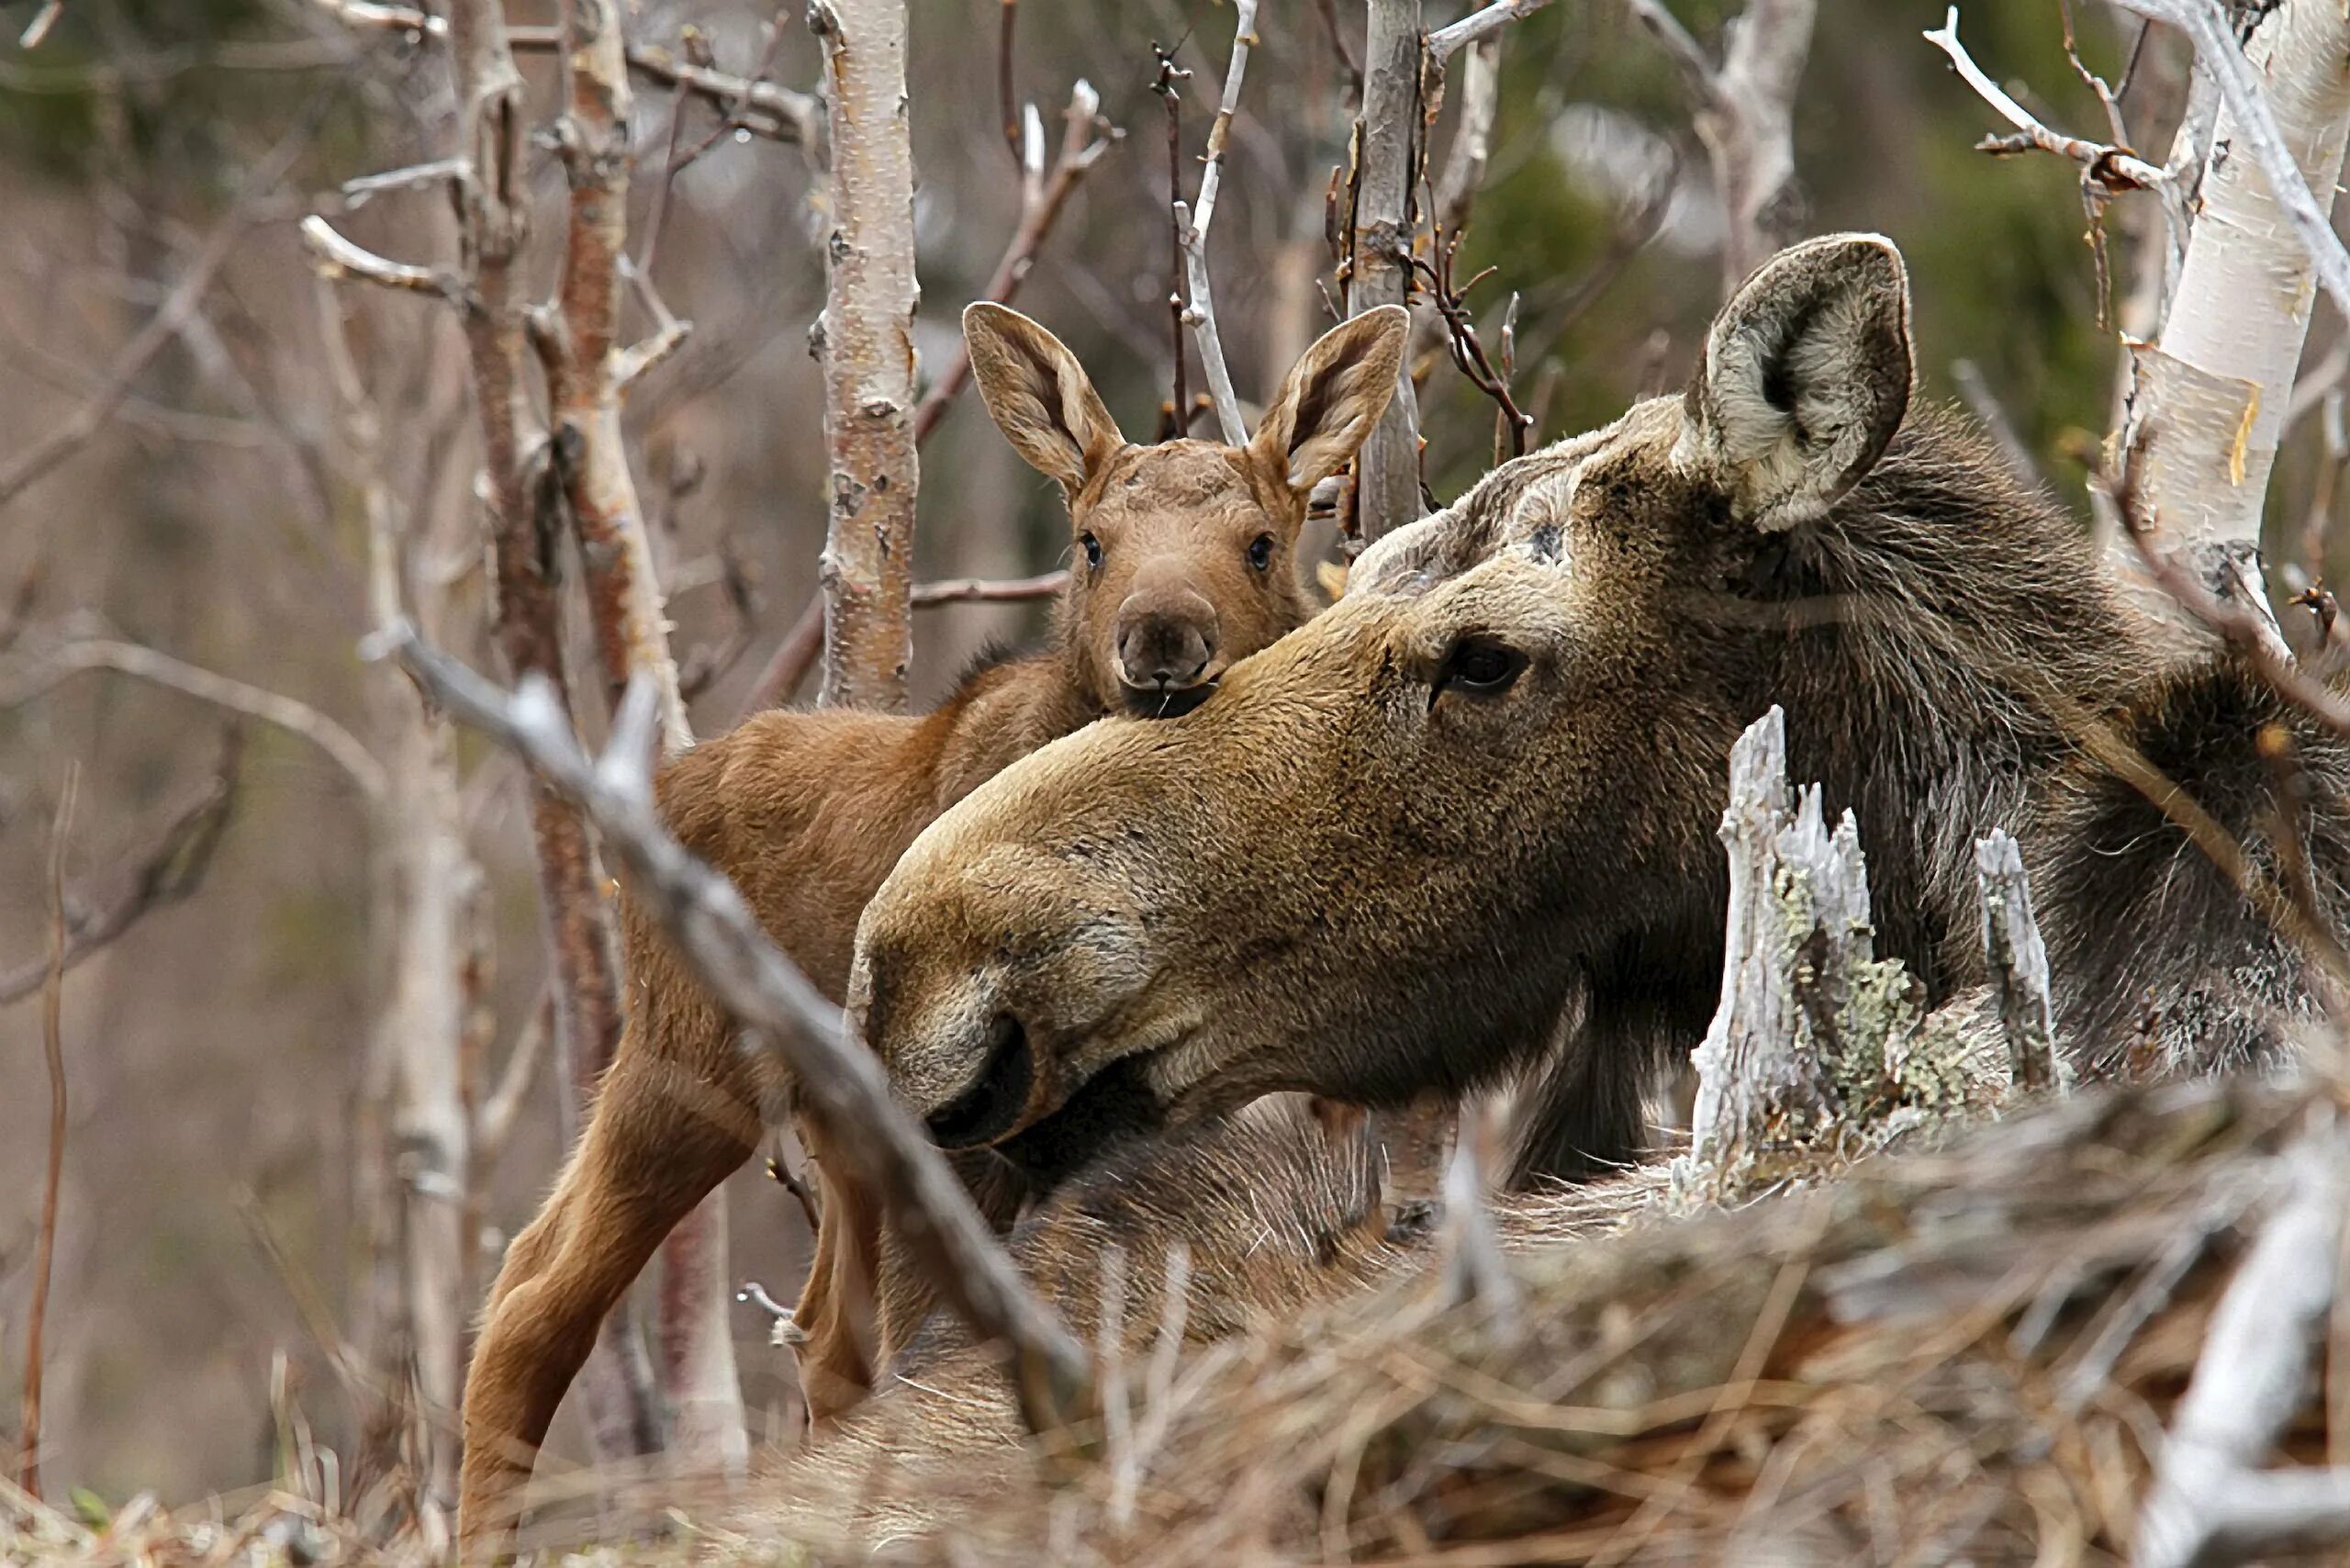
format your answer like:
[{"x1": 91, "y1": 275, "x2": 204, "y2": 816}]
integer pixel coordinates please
[
  {"x1": 1247, "y1": 532, "x2": 1275, "y2": 571},
  {"x1": 1434, "y1": 637, "x2": 1528, "y2": 700},
  {"x1": 1080, "y1": 532, "x2": 1103, "y2": 569}
]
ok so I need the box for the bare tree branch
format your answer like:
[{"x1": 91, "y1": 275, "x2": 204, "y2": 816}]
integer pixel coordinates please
[
  {"x1": 1922, "y1": 7, "x2": 2168, "y2": 191},
  {"x1": 913, "y1": 82, "x2": 1114, "y2": 443},
  {"x1": 2139, "y1": 1121, "x2": 2350, "y2": 1568},
  {"x1": 0, "y1": 726, "x2": 239, "y2": 1009},
  {"x1": 375, "y1": 628, "x2": 1096, "y2": 1432},
  {"x1": 300, "y1": 215, "x2": 459, "y2": 297},
  {"x1": 1627, "y1": 0, "x2": 1817, "y2": 292},
  {"x1": 1427, "y1": 0, "x2": 1556, "y2": 62},
  {"x1": 0, "y1": 103, "x2": 320, "y2": 510},
  {"x1": 1177, "y1": 0, "x2": 1261, "y2": 447},
  {"x1": 0, "y1": 637, "x2": 384, "y2": 798},
  {"x1": 2110, "y1": 0, "x2": 2350, "y2": 325},
  {"x1": 738, "y1": 572, "x2": 1069, "y2": 716},
  {"x1": 313, "y1": 1, "x2": 822, "y2": 147}
]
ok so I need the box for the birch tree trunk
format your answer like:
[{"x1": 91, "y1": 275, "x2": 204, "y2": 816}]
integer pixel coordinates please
[
  {"x1": 2123, "y1": 0, "x2": 2350, "y2": 588},
  {"x1": 812, "y1": 0, "x2": 921, "y2": 711},
  {"x1": 547, "y1": 0, "x2": 743, "y2": 1471},
  {"x1": 444, "y1": 0, "x2": 664, "y2": 1473},
  {"x1": 323, "y1": 285, "x2": 475, "y2": 1525},
  {"x1": 1349, "y1": 0, "x2": 1425, "y2": 543}
]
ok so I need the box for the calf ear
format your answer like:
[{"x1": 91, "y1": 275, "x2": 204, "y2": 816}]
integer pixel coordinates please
[
  {"x1": 1249, "y1": 305, "x2": 1411, "y2": 494},
  {"x1": 965, "y1": 303, "x2": 1125, "y2": 496},
  {"x1": 1677, "y1": 233, "x2": 1913, "y2": 532}
]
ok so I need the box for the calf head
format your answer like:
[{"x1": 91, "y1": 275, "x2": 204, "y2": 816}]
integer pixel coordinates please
[
  {"x1": 866, "y1": 235, "x2": 2127, "y2": 1182},
  {"x1": 965, "y1": 301, "x2": 1409, "y2": 715}
]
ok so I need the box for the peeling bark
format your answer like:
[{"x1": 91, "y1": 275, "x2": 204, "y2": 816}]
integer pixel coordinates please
[{"x1": 2121, "y1": 0, "x2": 2350, "y2": 578}]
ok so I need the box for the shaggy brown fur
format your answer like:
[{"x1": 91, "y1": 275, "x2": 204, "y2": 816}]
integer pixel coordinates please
[
  {"x1": 851, "y1": 233, "x2": 2349, "y2": 1207},
  {"x1": 453, "y1": 302, "x2": 1410, "y2": 1551}
]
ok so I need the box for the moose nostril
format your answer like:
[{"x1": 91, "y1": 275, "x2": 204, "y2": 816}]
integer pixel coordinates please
[
  {"x1": 1118, "y1": 618, "x2": 1215, "y2": 689},
  {"x1": 923, "y1": 1014, "x2": 1035, "y2": 1149}
]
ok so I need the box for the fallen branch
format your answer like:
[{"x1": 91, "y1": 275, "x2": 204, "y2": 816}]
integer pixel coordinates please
[
  {"x1": 2138, "y1": 1120, "x2": 2350, "y2": 1568},
  {"x1": 0, "y1": 727, "x2": 241, "y2": 1007},
  {"x1": 1176, "y1": 0, "x2": 1261, "y2": 447},
  {"x1": 376, "y1": 627, "x2": 1096, "y2": 1432}
]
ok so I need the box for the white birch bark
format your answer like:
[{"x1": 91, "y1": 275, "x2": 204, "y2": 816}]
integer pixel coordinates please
[{"x1": 2122, "y1": 0, "x2": 2350, "y2": 575}]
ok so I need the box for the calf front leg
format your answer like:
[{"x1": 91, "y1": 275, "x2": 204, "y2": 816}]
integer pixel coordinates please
[{"x1": 457, "y1": 1050, "x2": 760, "y2": 1556}]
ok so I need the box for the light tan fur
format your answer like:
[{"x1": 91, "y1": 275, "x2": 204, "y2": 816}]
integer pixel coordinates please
[{"x1": 455, "y1": 303, "x2": 1408, "y2": 1551}]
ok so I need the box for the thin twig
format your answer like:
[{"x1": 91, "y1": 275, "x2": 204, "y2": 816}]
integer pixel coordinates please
[
  {"x1": 1922, "y1": 6, "x2": 2169, "y2": 192},
  {"x1": 1178, "y1": 0, "x2": 1261, "y2": 447},
  {"x1": 0, "y1": 636, "x2": 385, "y2": 798},
  {"x1": 375, "y1": 626, "x2": 1097, "y2": 1432},
  {"x1": 17, "y1": 765, "x2": 76, "y2": 1500},
  {"x1": 0, "y1": 727, "x2": 241, "y2": 1007},
  {"x1": 737, "y1": 572, "x2": 1067, "y2": 716},
  {"x1": 912, "y1": 82, "x2": 1114, "y2": 443},
  {"x1": 1410, "y1": 224, "x2": 1534, "y2": 457},
  {"x1": 0, "y1": 99, "x2": 322, "y2": 510},
  {"x1": 1152, "y1": 43, "x2": 1193, "y2": 437},
  {"x1": 314, "y1": 1, "x2": 822, "y2": 147},
  {"x1": 300, "y1": 215, "x2": 459, "y2": 297},
  {"x1": 997, "y1": 0, "x2": 1021, "y2": 165}
]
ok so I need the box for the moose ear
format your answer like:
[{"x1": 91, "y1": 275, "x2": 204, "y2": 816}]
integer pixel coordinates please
[
  {"x1": 965, "y1": 302, "x2": 1125, "y2": 496},
  {"x1": 1249, "y1": 305, "x2": 1411, "y2": 493},
  {"x1": 1677, "y1": 233, "x2": 1913, "y2": 532}
]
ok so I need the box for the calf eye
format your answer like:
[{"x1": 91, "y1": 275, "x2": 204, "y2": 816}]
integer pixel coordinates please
[
  {"x1": 1080, "y1": 532, "x2": 1103, "y2": 569},
  {"x1": 1434, "y1": 636, "x2": 1528, "y2": 700},
  {"x1": 1248, "y1": 533, "x2": 1275, "y2": 571}
]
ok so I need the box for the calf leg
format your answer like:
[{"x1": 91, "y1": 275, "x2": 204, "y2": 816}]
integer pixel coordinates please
[{"x1": 457, "y1": 1051, "x2": 759, "y2": 1553}]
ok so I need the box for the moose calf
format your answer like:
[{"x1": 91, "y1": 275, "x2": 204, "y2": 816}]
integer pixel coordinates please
[
  {"x1": 455, "y1": 301, "x2": 1410, "y2": 1548},
  {"x1": 851, "y1": 233, "x2": 2350, "y2": 1208}
]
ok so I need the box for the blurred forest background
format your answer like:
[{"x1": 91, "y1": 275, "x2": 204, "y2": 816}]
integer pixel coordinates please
[{"x1": 0, "y1": 0, "x2": 2339, "y2": 1509}]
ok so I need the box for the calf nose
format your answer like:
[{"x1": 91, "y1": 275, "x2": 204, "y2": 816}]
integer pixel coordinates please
[{"x1": 1114, "y1": 591, "x2": 1217, "y2": 690}]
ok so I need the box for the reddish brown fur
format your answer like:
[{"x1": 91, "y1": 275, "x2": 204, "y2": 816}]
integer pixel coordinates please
[{"x1": 454, "y1": 303, "x2": 1408, "y2": 1551}]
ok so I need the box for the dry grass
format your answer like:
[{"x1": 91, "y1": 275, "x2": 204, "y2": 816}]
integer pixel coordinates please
[{"x1": 8, "y1": 1077, "x2": 2340, "y2": 1565}]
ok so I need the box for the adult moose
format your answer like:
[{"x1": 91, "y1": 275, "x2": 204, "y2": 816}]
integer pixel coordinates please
[
  {"x1": 854, "y1": 234, "x2": 2350, "y2": 1202},
  {"x1": 456, "y1": 301, "x2": 1410, "y2": 1547}
]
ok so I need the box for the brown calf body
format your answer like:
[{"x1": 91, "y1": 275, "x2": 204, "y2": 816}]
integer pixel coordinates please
[{"x1": 454, "y1": 302, "x2": 1409, "y2": 1548}]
